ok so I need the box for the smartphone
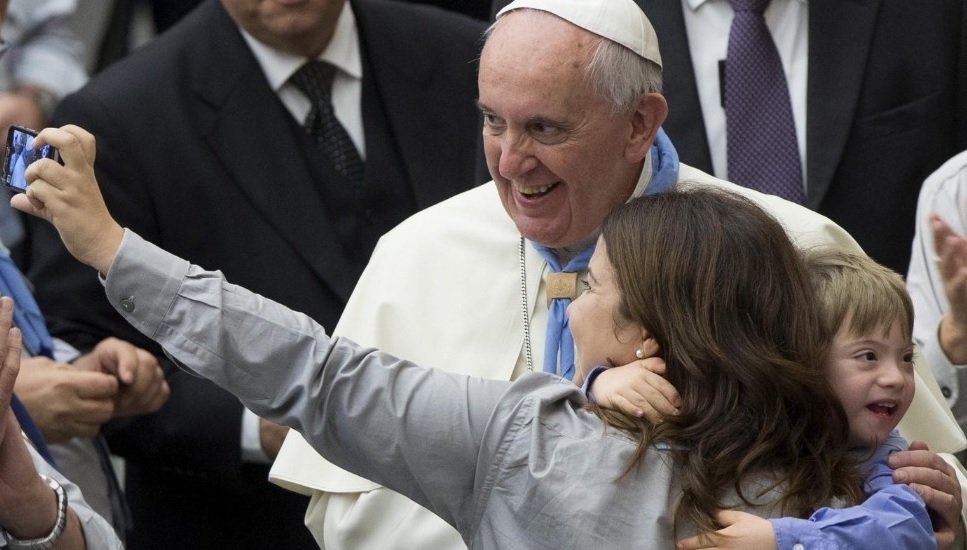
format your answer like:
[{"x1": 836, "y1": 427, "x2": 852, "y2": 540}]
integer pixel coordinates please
[{"x1": 2, "y1": 125, "x2": 60, "y2": 193}]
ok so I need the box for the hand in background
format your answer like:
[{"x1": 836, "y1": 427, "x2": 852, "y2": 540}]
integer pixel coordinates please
[
  {"x1": 73, "y1": 337, "x2": 170, "y2": 418},
  {"x1": 889, "y1": 440, "x2": 962, "y2": 549},
  {"x1": 259, "y1": 418, "x2": 289, "y2": 460},
  {"x1": 0, "y1": 91, "x2": 44, "y2": 135},
  {"x1": 933, "y1": 214, "x2": 967, "y2": 364},
  {"x1": 0, "y1": 297, "x2": 86, "y2": 546},
  {"x1": 14, "y1": 356, "x2": 117, "y2": 443}
]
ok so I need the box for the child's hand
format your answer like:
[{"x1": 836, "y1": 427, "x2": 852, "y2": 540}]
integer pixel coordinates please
[
  {"x1": 676, "y1": 511, "x2": 777, "y2": 550},
  {"x1": 10, "y1": 125, "x2": 123, "y2": 274},
  {"x1": 590, "y1": 356, "x2": 680, "y2": 423}
]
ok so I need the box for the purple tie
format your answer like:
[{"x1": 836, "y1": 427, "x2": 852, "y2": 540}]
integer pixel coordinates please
[{"x1": 725, "y1": 0, "x2": 804, "y2": 203}]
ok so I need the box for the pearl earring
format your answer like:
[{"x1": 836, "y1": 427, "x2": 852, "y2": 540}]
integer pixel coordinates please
[{"x1": 635, "y1": 349, "x2": 644, "y2": 359}]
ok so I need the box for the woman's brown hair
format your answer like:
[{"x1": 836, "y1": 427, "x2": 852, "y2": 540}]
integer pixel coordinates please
[{"x1": 594, "y1": 188, "x2": 863, "y2": 532}]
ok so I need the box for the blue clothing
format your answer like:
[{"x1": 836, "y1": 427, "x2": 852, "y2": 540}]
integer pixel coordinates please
[
  {"x1": 768, "y1": 432, "x2": 932, "y2": 549},
  {"x1": 770, "y1": 461, "x2": 932, "y2": 550},
  {"x1": 533, "y1": 129, "x2": 680, "y2": 379},
  {"x1": 584, "y1": 367, "x2": 933, "y2": 549},
  {"x1": 106, "y1": 230, "x2": 935, "y2": 549}
]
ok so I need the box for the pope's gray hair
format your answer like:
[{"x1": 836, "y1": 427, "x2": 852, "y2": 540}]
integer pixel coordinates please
[
  {"x1": 586, "y1": 38, "x2": 663, "y2": 115},
  {"x1": 483, "y1": 11, "x2": 663, "y2": 115}
]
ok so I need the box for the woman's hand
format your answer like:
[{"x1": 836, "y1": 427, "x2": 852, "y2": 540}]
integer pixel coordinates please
[{"x1": 10, "y1": 124, "x2": 123, "y2": 275}]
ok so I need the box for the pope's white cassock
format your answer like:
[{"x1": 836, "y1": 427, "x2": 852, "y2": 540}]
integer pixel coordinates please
[{"x1": 270, "y1": 161, "x2": 967, "y2": 549}]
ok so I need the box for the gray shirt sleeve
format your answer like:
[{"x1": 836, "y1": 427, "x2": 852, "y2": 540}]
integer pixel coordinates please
[{"x1": 103, "y1": 230, "x2": 512, "y2": 532}]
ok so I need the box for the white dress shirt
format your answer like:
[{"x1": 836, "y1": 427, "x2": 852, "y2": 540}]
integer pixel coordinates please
[
  {"x1": 236, "y1": 3, "x2": 365, "y2": 463},
  {"x1": 682, "y1": 0, "x2": 808, "y2": 188}
]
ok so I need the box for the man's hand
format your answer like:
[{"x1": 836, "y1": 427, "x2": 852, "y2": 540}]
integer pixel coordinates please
[
  {"x1": 0, "y1": 297, "x2": 87, "y2": 546},
  {"x1": 259, "y1": 418, "x2": 289, "y2": 460},
  {"x1": 0, "y1": 297, "x2": 57, "y2": 538},
  {"x1": 73, "y1": 337, "x2": 170, "y2": 417},
  {"x1": 889, "y1": 440, "x2": 963, "y2": 549},
  {"x1": 676, "y1": 510, "x2": 777, "y2": 550},
  {"x1": 932, "y1": 214, "x2": 967, "y2": 364},
  {"x1": 11, "y1": 125, "x2": 123, "y2": 274},
  {"x1": 14, "y1": 356, "x2": 117, "y2": 443}
]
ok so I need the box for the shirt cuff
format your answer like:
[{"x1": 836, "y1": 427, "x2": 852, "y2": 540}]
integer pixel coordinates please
[{"x1": 580, "y1": 365, "x2": 610, "y2": 403}]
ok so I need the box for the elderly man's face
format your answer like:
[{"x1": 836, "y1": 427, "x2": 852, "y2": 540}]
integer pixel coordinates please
[
  {"x1": 221, "y1": 0, "x2": 346, "y2": 58},
  {"x1": 478, "y1": 11, "x2": 652, "y2": 249}
]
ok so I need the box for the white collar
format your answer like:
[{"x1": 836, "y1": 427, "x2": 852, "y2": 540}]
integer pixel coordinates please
[
  {"x1": 239, "y1": 3, "x2": 363, "y2": 93},
  {"x1": 684, "y1": 0, "x2": 808, "y2": 11}
]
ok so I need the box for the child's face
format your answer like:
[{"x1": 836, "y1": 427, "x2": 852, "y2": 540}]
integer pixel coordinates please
[
  {"x1": 567, "y1": 238, "x2": 642, "y2": 386},
  {"x1": 825, "y1": 320, "x2": 915, "y2": 447}
]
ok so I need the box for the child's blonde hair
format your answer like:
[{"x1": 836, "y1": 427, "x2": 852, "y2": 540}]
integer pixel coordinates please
[{"x1": 803, "y1": 247, "x2": 914, "y2": 343}]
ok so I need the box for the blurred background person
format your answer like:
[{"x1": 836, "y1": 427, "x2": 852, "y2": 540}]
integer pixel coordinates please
[
  {"x1": 908, "y1": 150, "x2": 967, "y2": 444},
  {"x1": 0, "y1": 0, "x2": 86, "y2": 250}
]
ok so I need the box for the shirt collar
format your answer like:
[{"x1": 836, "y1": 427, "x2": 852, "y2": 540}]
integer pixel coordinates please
[
  {"x1": 239, "y1": 2, "x2": 363, "y2": 93},
  {"x1": 684, "y1": 0, "x2": 808, "y2": 10}
]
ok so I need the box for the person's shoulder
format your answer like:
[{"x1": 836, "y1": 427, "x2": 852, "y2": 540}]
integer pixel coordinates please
[
  {"x1": 922, "y1": 149, "x2": 967, "y2": 190},
  {"x1": 382, "y1": 181, "x2": 511, "y2": 239},
  {"x1": 356, "y1": 0, "x2": 486, "y2": 30},
  {"x1": 355, "y1": 0, "x2": 485, "y2": 46},
  {"x1": 676, "y1": 163, "x2": 862, "y2": 252}
]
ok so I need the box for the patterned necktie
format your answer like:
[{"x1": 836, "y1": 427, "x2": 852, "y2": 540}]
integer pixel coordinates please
[
  {"x1": 289, "y1": 61, "x2": 365, "y2": 185},
  {"x1": 725, "y1": 0, "x2": 804, "y2": 203}
]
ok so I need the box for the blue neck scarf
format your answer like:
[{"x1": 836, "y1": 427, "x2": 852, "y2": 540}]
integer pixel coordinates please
[
  {"x1": 0, "y1": 250, "x2": 57, "y2": 465},
  {"x1": 531, "y1": 128, "x2": 679, "y2": 380}
]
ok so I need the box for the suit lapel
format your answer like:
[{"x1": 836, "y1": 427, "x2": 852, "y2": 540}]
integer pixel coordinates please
[
  {"x1": 806, "y1": 0, "x2": 880, "y2": 209},
  {"x1": 190, "y1": 2, "x2": 357, "y2": 300},
  {"x1": 640, "y1": 0, "x2": 714, "y2": 172},
  {"x1": 353, "y1": 0, "x2": 480, "y2": 208}
]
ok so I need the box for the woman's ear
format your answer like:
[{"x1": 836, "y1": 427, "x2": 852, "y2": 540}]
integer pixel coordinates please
[{"x1": 638, "y1": 333, "x2": 659, "y2": 358}]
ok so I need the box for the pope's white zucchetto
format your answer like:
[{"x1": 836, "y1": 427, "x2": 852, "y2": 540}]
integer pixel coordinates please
[{"x1": 495, "y1": 0, "x2": 663, "y2": 68}]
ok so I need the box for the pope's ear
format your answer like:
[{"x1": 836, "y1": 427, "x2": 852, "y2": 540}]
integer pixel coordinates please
[{"x1": 625, "y1": 93, "x2": 667, "y2": 163}]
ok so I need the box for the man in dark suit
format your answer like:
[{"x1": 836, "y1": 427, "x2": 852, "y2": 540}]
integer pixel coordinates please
[
  {"x1": 491, "y1": 0, "x2": 967, "y2": 274},
  {"x1": 19, "y1": 0, "x2": 486, "y2": 547}
]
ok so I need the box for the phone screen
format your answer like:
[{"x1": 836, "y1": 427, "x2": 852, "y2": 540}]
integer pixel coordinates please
[{"x1": 3, "y1": 126, "x2": 59, "y2": 193}]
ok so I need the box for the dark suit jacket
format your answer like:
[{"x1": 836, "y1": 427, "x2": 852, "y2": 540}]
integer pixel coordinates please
[
  {"x1": 492, "y1": 0, "x2": 967, "y2": 273},
  {"x1": 20, "y1": 0, "x2": 485, "y2": 547},
  {"x1": 646, "y1": 0, "x2": 967, "y2": 273}
]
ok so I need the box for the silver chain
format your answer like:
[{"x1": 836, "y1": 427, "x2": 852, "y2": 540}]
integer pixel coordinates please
[{"x1": 518, "y1": 236, "x2": 534, "y2": 372}]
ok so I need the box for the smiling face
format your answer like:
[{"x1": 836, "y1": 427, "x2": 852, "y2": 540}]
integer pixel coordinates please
[
  {"x1": 477, "y1": 11, "x2": 661, "y2": 249},
  {"x1": 567, "y1": 238, "x2": 644, "y2": 386},
  {"x1": 221, "y1": 0, "x2": 346, "y2": 57},
  {"x1": 825, "y1": 320, "x2": 915, "y2": 448}
]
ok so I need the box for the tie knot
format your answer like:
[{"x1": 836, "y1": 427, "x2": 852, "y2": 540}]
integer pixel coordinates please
[
  {"x1": 729, "y1": 0, "x2": 770, "y2": 14},
  {"x1": 289, "y1": 60, "x2": 337, "y2": 104}
]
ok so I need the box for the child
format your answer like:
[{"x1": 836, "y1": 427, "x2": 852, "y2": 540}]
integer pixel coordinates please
[{"x1": 590, "y1": 247, "x2": 927, "y2": 549}]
